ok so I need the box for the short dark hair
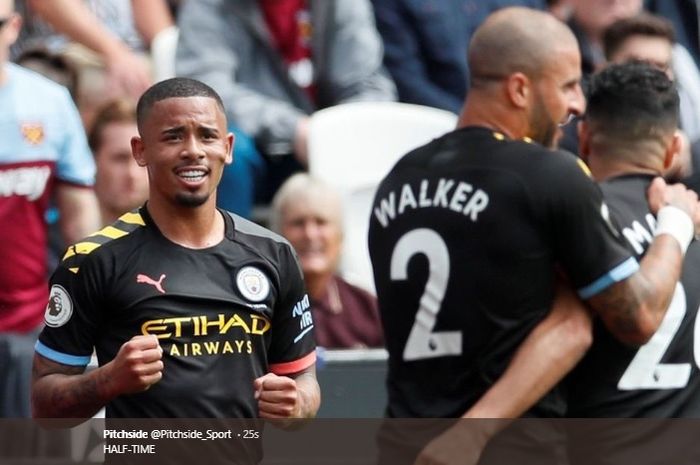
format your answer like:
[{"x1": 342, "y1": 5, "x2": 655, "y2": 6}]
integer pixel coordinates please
[
  {"x1": 603, "y1": 13, "x2": 675, "y2": 61},
  {"x1": 135, "y1": 77, "x2": 225, "y2": 132},
  {"x1": 586, "y1": 62, "x2": 679, "y2": 145},
  {"x1": 88, "y1": 98, "x2": 137, "y2": 152}
]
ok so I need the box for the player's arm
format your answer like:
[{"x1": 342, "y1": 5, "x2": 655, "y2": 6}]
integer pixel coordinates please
[
  {"x1": 32, "y1": 335, "x2": 163, "y2": 425},
  {"x1": 464, "y1": 279, "x2": 591, "y2": 418},
  {"x1": 31, "y1": 354, "x2": 109, "y2": 426},
  {"x1": 586, "y1": 178, "x2": 700, "y2": 346},
  {"x1": 258, "y1": 242, "x2": 320, "y2": 423},
  {"x1": 254, "y1": 364, "x2": 320, "y2": 420},
  {"x1": 413, "y1": 280, "x2": 591, "y2": 465},
  {"x1": 27, "y1": 0, "x2": 152, "y2": 97},
  {"x1": 587, "y1": 235, "x2": 681, "y2": 345},
  {"x1": 458, "y1": 180, "x2": 700, "y2": 419},
  {"x1": 55, "y1": 183, "x2": 101, "y2": 245}
]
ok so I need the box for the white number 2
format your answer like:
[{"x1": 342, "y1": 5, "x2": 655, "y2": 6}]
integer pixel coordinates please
[
  {"x1": 390, "y1": 229, "x2": 462, "y2": 361},
  {"x1": 618, "y1": 283, "x2": 698, "y2": 390}
]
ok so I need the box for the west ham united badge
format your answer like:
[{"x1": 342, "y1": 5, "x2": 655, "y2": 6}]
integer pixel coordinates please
[
  {"x1": 236, "y1": 266, "x2": 270, "y2": 302},
  {"x1": 21, "y1": 122, "x2": 45, "y2": 145},
  {"x1": 44, "y1": 284, "x2": 73, "y2": 327}
]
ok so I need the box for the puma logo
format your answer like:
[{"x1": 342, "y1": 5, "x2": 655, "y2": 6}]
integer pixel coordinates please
[{"x1": 136, "y1": 273, "x2": 166, "y2": 294}]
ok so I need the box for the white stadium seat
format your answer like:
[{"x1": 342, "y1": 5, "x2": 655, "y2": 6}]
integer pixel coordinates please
[{"x1": 308, "y1": 101, "x2": 457, "y2": 293}]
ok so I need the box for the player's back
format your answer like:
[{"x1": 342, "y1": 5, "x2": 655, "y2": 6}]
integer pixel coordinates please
[
  {"x1": 567, "y1": 174, "x2": 700, "y2": 418},
  {"x1": 369, "y1": 126, "x2": 628, "y2": 418}
]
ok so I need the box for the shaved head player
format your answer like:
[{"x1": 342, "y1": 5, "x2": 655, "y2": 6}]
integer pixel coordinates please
[{"x1": 369, "y1": 7, "x2": 700, "y2": 465}]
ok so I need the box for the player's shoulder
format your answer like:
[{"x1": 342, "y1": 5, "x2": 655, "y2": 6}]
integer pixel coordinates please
[
  {"x1": 512, "y1": 140, "x2": 586, "y2": 171},
  {"x1": 524, "y1": 146, "x2": 594, "y2": 186},
  {"x1": 380, "y1": 128, "x2": 469, "y2": 185},
  {"x1": 227, "y1": 211, "x2": 290, "y2": 247},
  {"x1": 59, "y1": 210, "x2": 148, "y2": 274},
  {"x1": 226, "y1": 210, "x2": 297, "y2": 258},
  {"x1": 225, "y1": 211, "x2": 304, "y2": 280},
  {"x1": 599, "y1": 174, "x2": 652, "y2": 193},
  {"x1": 599, "y1": 174, "x2": 654, "y2": 211},
  {"x1": 7, "y1": 62, "x2": 73, "y2": 101}
]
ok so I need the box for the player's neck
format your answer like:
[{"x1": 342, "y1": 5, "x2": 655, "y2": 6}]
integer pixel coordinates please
[
  {"x1": 588, "y1": 154, "x2": 661, "y2": 182},
  {"x1": 458, "y1": 93, "x2": 522, "y2": 140},
  {"x1": 146, "y1": 197, "x2": 225, "y2": 249}
]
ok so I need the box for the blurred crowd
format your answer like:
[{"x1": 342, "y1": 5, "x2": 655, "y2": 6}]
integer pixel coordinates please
[{"x1": 2, "y1": 0, "x2": 700, "y2": 418}]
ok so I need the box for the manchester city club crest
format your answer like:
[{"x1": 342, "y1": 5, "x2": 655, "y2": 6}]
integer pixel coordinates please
[
  {"x1": 236, "y1": 266, "x2": 270, "y2": 302},
  {"x1": 44, "y1": 284, "x2": 73, "y2": 327}
]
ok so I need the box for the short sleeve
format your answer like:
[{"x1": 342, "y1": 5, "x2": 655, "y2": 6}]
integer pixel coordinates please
[
  {"x1": 55, "y1": 87, "x2": 95, "y2": 186},
  {"x1": 35, "y1": 250, "x2": 106, "y2": 366},
  {"x1": 541, "y1": 153, "x2": 639, "y2": 298},
  {"x1": 267, "y1": 245, "x2": 316, "y2": 375}
]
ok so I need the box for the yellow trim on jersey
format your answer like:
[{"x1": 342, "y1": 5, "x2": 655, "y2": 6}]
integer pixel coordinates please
[
  {"x1": 62, "y1": 242, "x2": 102, "y2": 260},
  {"x1": 522, "y1": 136, "x2": 533, "y2": 144},
  {"x1": 120, "y1": 212, "x2": 145, "y2": 226},
  {"x1": 492, "y1": 132, "x2": 505, "y2": 141},
  {"x1": 576, "y1": 158, "x2": 592, "y2": 178},
  {"x1": 69, "y1": 267, "x2": 79, "y2": 274},
  {"x1": 94, "y1": 225, "x2": 128, "y2": 240}
]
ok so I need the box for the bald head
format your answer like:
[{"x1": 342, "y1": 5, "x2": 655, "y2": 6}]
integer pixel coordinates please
[{"x1": 469, "y1": 7, "x2": 578, "y2": 86}]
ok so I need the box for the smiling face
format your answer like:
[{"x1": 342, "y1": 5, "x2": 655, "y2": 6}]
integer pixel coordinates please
[
  {"x1": 279, "y1": 191, "x2": 342, "y2": 280},
  {"x1": 131, "y1": 96, "x2": 233, "y2": 210}
]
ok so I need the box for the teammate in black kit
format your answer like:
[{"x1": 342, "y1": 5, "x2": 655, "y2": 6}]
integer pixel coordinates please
[
  {"x1": 568, "y1": 62, "x2": 700, "y2": 419},
  {"x1": 368, "y1": 8, "x2": 700, "y2": 465},
  {"x1": 30, "y1": 78, "x2": 320, "y2": 423},
  {"x1": 565, "y1": 61, "x2": 700, "y2": 465}
]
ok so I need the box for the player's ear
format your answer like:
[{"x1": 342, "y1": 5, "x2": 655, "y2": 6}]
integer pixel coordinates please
[
  {"x1": 5, "y1": 14, "x2": 23, "y2": 47},
  {"x1": 225, "y1": 132, "x2": 235, "y2": 165},
  {"x1": 577, "y1": 119, "x2": 590, "y2": 161},
  {"x1": 663, "y1": 129, "x2": 683, "y2": 170},
  {"x1": 505, "y1": 72, "x2": 531, "y2": 109},
  {"x1": 131, "y1": 136, "x2": 147, "y2": 167}
]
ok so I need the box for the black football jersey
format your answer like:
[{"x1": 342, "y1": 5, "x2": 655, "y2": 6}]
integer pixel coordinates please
[
  {"x1": 368, "y1": 127, "x2": 636, "y2": 418},
  {"x1": 567, "y1": 174, "x2": 700, "y2": 417},
  {"x1": 36, "y1": 206, "x2": 316, "y2": 418}
]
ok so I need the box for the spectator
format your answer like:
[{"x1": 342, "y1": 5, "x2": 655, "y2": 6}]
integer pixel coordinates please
[
  {"x1": 175, "y1": 0, "x2": 397, "y2": 201},
  {"x1": 13, "y1": 0, "x2": 175, "y2": 126},
  {"x1": 216, "y1": 124, "x2": 266, "y2": 220},
  {"x1": 14, "y1": 47, "x2": 77, "y2": 97},
  {"x1": 547, "y1": 0, "x2": 572, "y2": 21},
  {"x1": 559, "y1": 6, "x2": 700, "y2": 155},
  {"x1": 271, "y1": 173, "x2": 383, "y2": 349},
  {"x1": 371, "y1": 0, "x2": 546, "y2": 114},
  {"x1": 0, "y1": 0, "x2": 100, "y2": 417},
  {"x1": 604, "y1": 13, "x2": 675, "y2": 76},
  {"x1": 567, "y1": 0, "x2": 643, "y2": 74},
  {"x1": 87, "y1": 98, "x2": 149, "y2": 225},
  {"x1": 604, "y1": 13, "x2": 700, "y2": 146},
  {"x1": 645, "y1": 0, "x2": 700, "y2": 69}
]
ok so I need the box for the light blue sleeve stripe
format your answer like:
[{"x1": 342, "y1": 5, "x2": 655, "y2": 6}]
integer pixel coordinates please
[
  {"x1": 35, "y1": 340, "x2": 91, "y2": 367},
  {"x1": 578, "y1": 257, "x2": 640, "y2": 299}
]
